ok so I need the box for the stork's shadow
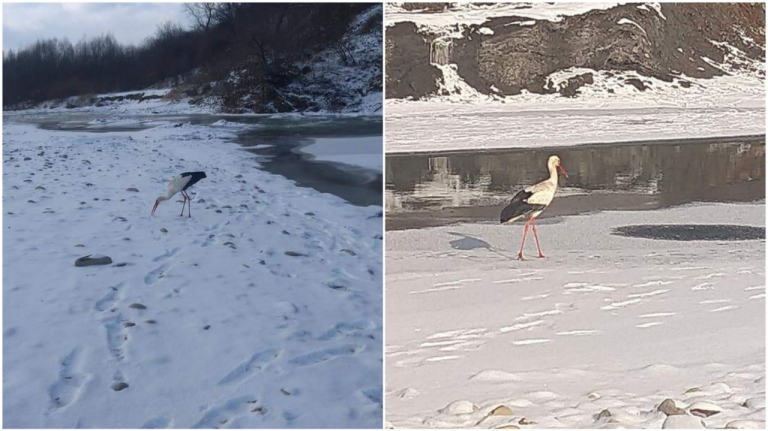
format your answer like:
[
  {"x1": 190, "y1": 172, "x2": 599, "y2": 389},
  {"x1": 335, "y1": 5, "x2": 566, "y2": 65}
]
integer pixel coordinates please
[
  {"x1": 448, "y1": 232, "x2": 491, "y2": 251},
  {"x1": 447, "y1": 232, "x2": 516, "y2": 260}
]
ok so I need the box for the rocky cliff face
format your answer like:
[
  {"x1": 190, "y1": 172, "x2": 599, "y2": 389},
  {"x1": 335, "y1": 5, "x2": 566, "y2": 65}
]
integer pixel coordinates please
[{"x1": 385, "y1": 2, "x2": 765, "y2": 99}]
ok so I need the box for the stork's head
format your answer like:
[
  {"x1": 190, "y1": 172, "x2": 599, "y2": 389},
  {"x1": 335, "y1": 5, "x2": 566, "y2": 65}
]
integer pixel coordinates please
[
  {"x1": 151, "y1": 196, "x2": 167, "y2": 215},
  {"x1": 548, "y1": 155, "x2": 569, "y2": 178}
]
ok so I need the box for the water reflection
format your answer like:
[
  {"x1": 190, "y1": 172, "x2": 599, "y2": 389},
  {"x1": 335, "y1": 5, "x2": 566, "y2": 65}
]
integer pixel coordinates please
[{"x1": 386, "y1": 137, "x2": 765, "y2": 228}]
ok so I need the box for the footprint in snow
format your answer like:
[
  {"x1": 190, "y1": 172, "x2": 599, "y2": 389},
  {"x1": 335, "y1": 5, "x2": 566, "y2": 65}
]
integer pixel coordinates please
[
  {"x1": 94, "y1": 283, "x2": 124, "y2": 312},
  {"x1": 142, "y1": 416, "x2": 174, "y2": 429},
  {"x1": 289, "y1": 344, "x2": 365, "y2": 366},
  {"x1": 48, "y1": 347, "x2": 90, "y2": 411},
  {"x1": 191, "y1": 395, "x2": 260, "y2": 428},
  {"x1": 218, "y1": 348, "x2": 282, "y2": 386}
]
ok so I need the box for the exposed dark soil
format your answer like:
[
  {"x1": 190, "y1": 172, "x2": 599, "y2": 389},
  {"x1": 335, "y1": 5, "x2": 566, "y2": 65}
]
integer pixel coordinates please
[{"x1": 386, "y1": 3, "x2": 765, "y2": 99}]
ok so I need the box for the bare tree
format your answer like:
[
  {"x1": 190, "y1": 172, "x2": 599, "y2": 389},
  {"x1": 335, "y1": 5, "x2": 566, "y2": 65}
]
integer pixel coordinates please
[{"x1": 183, "y1": 3, "x2": 217, "y2": 32}]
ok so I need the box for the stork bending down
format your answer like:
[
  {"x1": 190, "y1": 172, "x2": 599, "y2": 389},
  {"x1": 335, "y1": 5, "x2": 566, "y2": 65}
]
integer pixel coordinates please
[
  {"x1": 500, "y1": 156, "x2": 568, "y2": 260},
  {"x1": 151, "y1": 171, "x2": 207, "y2": 218}
]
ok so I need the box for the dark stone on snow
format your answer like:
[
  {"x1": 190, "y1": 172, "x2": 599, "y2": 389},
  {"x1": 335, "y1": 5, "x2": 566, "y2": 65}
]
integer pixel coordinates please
[{"x1": 75, "y1": 255, "x2": 113, "y2": 267}]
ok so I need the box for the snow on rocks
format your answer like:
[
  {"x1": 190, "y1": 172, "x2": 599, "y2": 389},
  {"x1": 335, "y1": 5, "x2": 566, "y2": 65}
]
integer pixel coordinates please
[
  {"x1": 688, "y1": 401, "x2": 723, "y2": 417},
  {"x1": 3, "y1": 115, "x2": 382, "y2": 428},
  {"x1": 439, "y1": 399, "x2": 478, "y2": 415},
  {"x1": 662, "y1": 414, "x2": 706, "y2": 429}
]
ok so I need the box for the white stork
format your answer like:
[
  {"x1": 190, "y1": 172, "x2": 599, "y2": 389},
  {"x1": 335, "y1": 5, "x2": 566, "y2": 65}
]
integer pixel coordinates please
[
  {"x1": 151, "y1": 171, "x2": 207, "y2": 218},
  {"x1": 500, "y1": 155, "x2": 569, "y2": 260}
]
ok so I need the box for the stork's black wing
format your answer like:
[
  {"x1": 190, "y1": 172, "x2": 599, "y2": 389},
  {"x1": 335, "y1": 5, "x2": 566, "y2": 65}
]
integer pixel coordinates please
[
  {"x1": 500, "y1": 189, "x2": 545, "y2": 224},
  {"x1": 180, "y1": 171, "x2": 207, "y2": 190}
]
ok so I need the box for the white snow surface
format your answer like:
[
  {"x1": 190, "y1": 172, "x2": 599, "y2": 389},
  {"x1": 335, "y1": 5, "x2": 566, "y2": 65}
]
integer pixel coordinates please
[
  {"x1": 299, "y1": 136, "x2": 383, "y2": 172},
  {"x1": 2, "y1": 118, "x2": 382, "y2": 428},
  {"x1": 9, "y1": 88, "x2": 217, "y2": 117},
  {"x1": 387, "y1": 70, "x2": 765, "y2": 153},
  {"x1": 386, "y1": 2, "x2": 625, "y2": 32},
  {"x1": 385, "y1": 202, "x2": 765, "y2": 428}
]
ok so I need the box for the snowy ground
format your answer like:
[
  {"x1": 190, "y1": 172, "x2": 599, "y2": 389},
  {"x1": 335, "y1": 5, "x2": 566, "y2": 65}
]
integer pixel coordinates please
[
  {"x1": 385, "y1": 202, "x2": 765, "y2": 429},
  {"x1": 385, "y1": 2, "x2": 627, "y2": 32},
  {"x1": 2, "y1": 117, "x2": 382, "y2": 428},
  {"x1": 386, "y1": 70, "x2": 765, "y2": 153},
  {"x1": 2, "y1": 88, "x2": 218, "y2": 117},
  {"x1": 299, "y1": 137, "x2": 384, "y2": 172}
]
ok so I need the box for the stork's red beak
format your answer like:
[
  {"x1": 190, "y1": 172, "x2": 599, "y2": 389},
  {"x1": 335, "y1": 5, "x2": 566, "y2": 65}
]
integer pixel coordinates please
[
  {"x1": 151, "y1": 200, "x2": 159, "y2": 216},
  {"x1": 558, "y1": 165, "x2": 569, "y2": 179}
]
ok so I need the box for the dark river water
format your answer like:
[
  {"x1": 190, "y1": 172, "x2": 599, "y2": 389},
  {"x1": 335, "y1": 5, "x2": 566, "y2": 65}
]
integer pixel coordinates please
[
  {"x1": 11, "y1": 113, "x2": 383, "y2": 207},
  {"x1": 386, "y1": 135, "x2": 765, "y2": 230},
  {"x1": 234, "y1": 116, "x2": 383, "y2": 207}
]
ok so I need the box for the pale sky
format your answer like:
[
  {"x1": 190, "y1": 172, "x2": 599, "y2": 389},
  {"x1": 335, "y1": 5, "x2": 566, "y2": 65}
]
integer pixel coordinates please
[{"x1": 3, "y1": 2, "x2": 189, "y2": 52}]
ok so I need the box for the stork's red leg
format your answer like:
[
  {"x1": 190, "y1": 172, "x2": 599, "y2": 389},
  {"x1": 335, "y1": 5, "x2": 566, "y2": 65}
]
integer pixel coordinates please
[
  {"x1": 179, "y1": 193, "x2": 187, "y2": 217},
  {"x1": 517, "y1": 218, "x2": 532, "y2": 261},
  {"x1": 184, "y1": 191, "x2": 192, "y2": 218},
  {"x1": 531, "y1": 218, "x2": 545, "y2": 258}
]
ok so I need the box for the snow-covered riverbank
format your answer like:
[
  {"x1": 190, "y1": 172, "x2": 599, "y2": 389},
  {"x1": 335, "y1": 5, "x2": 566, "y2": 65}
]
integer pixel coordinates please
[
  {"x1": 2, "y1": 118, "x2": 383, "y2": 428},
  {"x1": 385, "y1": 202, "x2": 765, "y2": 428},
  {"x1": 385, "y1": 73, "x2": 765, "y2": 153}
]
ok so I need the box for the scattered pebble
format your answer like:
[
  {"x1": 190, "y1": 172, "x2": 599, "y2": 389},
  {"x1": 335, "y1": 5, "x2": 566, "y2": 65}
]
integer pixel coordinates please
[
  {"x1": 285, "y1": 251, "x2": 307, "y2": 257},
  {"x1": 341, "y1": 249, "x2": 357, "y2": 256},
  {"x1": 688, "y1": 401, "x2": 722, "y2": 417},
  {"x1": 596, "y1": 409, "x2": 612, "y2": 420},
  {"x1": 145, "y1": 320, "x2": 157, "y2": 325},
  {"x1": 658, "y1": 398, "x2": 686, "y2": 416},
  {"x1": 111, "y1": 382, "x2": 129, "y2": 392},
  {"x1": 113, "y1": 263, "x2": 127, "y2": 268},
  {"x1": 203, "y1": 325, "x2": 211, "y2": 330},
  {"x1": 160, "y1": 228, "x2": 168, "y2": 233},
  {"x1": 489, "y1": 405, "x2": 513, "y2": 416},
  {"x1": 126, "y1": 187, "x2": 139, "y2": 192},
  {"x1": 124, "y1": 322, "x2": 136, "y2": 328},
  {"x1": 128, "y1": 303, "x2": 147, "y2": 310},
  {"x1": 75, "y1": 255, "x2": 113, "y2": 267}
]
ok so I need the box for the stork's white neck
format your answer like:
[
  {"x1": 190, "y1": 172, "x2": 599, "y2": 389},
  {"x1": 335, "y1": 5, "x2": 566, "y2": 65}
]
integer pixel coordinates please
[{"x1": 548, "y1": 162, "x2": 559, "y2": 185}]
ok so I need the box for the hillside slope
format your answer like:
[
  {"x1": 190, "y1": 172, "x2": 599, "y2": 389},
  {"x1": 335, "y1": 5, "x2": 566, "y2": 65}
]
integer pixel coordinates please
[
  {"x1": 385, "y1": 2, "x2": 764, "y2": 100},
  {"x1": 7, "y1": 5, "x2": 382, "y2": 115}
]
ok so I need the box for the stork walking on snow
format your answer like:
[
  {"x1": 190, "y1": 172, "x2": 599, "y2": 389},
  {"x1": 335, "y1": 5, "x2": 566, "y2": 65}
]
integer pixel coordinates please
[
  {"x1": 151, "y1": 171, "x2": 207, "y2": 218},
  {"x1": 500, "y1": 156, "x2": 569, "y2": 260}
]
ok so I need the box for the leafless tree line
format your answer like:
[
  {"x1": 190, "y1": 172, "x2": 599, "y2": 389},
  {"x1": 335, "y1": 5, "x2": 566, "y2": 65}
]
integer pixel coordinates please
[{"x1": 3, "y1": 3, "x2": 373, "y2": 107}]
